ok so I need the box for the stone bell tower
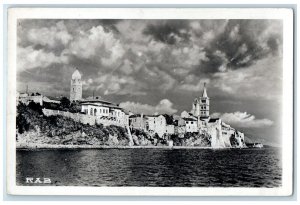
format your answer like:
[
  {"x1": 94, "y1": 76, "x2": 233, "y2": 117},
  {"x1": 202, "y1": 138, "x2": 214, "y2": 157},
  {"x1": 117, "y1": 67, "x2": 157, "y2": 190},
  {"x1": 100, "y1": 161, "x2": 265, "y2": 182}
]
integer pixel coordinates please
[
  {"x1": 199, "y1": 83, "x2": 209, "y2": 118},
  {"x1": 70, "y1": 69, "x2": 82, "y2": 102}
]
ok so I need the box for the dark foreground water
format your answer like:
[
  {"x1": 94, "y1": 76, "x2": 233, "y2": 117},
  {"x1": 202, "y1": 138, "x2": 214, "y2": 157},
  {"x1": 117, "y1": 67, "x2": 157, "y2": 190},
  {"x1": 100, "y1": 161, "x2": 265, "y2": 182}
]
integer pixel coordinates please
[{"x1": 16, "y1": 147, "x2": 281, "y2": 187}]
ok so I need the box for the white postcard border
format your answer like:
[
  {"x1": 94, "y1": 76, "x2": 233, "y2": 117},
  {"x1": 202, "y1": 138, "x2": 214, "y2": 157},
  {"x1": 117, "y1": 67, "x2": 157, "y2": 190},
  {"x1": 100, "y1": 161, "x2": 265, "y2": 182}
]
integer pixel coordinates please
[{"x1": 6, "y1": 8, "x2": 294, "y2": 196}]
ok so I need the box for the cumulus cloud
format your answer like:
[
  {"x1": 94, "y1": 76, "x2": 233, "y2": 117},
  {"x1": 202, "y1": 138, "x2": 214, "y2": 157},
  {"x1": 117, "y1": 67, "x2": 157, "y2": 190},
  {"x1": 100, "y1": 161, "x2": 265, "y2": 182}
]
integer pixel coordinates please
[
  {"x1": 17, "y1": 46, "x2": 68, "y2": 71},
  {"x1": 119, "y1": 99, "x2": 177, "y2": 115},
  {"x1": 211, "y1": 111, "x2": 274, "y2": 128},
  {"x1": 25, "y1": 21, "x2": 73, "y2": 49},
  {"x1": 178, "y1": 77, "x2": 210, "y2": 92},
  {"x1": 171, "y1": 45, "x2": 207, "y2": 67},
  {"x1": 16, "y1": 19, "x2": 283, "y2": 103},
  {"x1": 209, "y1": 55, "x2": 283, "y2": 100},
  {"x1": 69, "y1": 25, "x2": 125, "y2": 65},
  {"x1": 82, "y1": 73, "x2": 146, "y2": 96}
]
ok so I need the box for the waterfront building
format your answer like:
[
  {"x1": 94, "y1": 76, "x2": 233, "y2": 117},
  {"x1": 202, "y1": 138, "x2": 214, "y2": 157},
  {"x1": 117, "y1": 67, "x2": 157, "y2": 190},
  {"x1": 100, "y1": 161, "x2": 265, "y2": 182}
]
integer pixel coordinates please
[
  {"x1": 81, "y1": 99, "x2": 128, "y2": 126},
  {"x1": 129, "y1": 114, "x2": 176, "y2": 137},
  {"x1": 129, "y1": 114, "x2": 147, "y2": 130},
  {"x1": 183, "y1": 117, "x2": 198, "y2": 133}
]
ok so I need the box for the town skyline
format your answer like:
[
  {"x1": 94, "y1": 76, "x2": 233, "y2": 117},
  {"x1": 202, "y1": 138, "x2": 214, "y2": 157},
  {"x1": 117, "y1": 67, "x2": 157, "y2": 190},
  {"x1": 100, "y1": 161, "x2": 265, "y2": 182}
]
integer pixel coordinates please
[{"x1": 16, "y1": 19, "x2": 283, "y2": 146}]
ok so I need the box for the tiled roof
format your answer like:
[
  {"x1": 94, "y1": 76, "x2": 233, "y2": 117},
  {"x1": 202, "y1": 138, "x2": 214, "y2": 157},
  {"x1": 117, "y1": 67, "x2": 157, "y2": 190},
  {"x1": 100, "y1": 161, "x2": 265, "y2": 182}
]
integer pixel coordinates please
[
  {"x1": 81, "y1": 102, "x2": 123, "y2": 110},
  {"x1": 183, "y1": 117, "x2": 197, "y2": 121},
  {"x1": 208, "y1": 118, "x2": 219, "y2": 123},
  {"x1": 80, "y1": 99, "x2": 116, "y2": 105}
]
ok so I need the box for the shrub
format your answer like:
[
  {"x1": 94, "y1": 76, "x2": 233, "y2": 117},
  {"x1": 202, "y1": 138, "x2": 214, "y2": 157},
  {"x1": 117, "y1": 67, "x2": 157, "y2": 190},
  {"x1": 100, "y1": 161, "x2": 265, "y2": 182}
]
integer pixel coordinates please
[
  {"x1": 16, "y1": 114, "x2": 30, "y2": 134},
  {"x1": 60, "y1": 97, "x2": 70, "y2": 110},
  {"x1": 27, "y1": 101, "x2": 43, "y2": 115}
]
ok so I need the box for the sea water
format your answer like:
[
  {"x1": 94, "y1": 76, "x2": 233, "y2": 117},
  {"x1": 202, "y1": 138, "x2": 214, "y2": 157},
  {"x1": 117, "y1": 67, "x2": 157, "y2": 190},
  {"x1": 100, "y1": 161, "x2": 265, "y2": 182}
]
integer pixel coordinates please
[{"x1": 16, "y1": 147, "x2": 281, "y2": 187}]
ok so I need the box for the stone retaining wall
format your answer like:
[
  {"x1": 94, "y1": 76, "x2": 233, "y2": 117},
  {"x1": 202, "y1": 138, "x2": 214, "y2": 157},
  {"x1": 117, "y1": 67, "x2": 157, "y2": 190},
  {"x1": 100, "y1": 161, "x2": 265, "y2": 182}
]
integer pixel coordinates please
[{"x1": 42, "y1": 108, "x2": 127, "y2": 127}]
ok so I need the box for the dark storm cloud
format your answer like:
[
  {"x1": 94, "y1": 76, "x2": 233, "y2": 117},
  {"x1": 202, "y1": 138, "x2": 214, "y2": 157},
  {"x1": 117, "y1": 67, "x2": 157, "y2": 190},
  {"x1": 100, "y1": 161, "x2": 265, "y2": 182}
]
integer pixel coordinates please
[
  {"x1": 198, "y1": 20, "x2": 282, "y2": 74},
  {"x1": 143, "y1": 20, "x2": 191, "y2": 45}
]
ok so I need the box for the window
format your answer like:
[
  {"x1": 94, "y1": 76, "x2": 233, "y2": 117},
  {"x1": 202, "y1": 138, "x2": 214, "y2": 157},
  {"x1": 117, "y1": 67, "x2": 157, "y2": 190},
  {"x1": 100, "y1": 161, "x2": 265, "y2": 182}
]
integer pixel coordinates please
[
  {"x1": 100, "y1": 109, "x2": 102, "y2": 114},
  {"x1": 94, "y1": 109, "x2": 97, "y2": 116},
  {"x1": 90, "y1": 108, "x2": 93, "y2": 115}
]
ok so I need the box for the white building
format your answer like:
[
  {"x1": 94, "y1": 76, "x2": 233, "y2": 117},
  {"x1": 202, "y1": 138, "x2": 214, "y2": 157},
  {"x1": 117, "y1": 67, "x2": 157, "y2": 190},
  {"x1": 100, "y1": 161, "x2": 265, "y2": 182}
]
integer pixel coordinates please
[
  {"x1": 129, "y1": 114, "x2": 147, "y2": 130},
  {"x1": 129, "y1": 114, "x2": 176, "y2": 137},
  {"x1": 166, "y1": 124, "x2": 175, "y2": 135},
  {"x1": 81, "y1": 99, "x2": 128, "y2": 126},
  {"x1": 183, "y1": 117, "x2": 198, "y2": 133}
]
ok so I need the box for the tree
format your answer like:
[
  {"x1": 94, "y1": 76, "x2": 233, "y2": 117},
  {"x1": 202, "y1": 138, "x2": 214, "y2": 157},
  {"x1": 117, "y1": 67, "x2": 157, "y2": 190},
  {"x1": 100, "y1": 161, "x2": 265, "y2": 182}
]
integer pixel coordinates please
[
  {"x1": 69, "y1": 102, "x2": 81, "y2": 113},
  {"x1": 28, "y1": 101, "x2": 43, "y2": 115},
  {"x1": 60, "y1": 97, "x2": 70, "y2": 109},
  {"x1": 16, "y1": 114, "x2": 29, "y2": 134}
]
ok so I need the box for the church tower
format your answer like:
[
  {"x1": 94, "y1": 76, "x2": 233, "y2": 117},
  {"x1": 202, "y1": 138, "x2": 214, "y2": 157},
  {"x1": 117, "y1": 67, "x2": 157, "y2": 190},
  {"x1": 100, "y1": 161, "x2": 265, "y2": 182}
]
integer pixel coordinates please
[
  {"x1": 199, "y1": 83, "x2": 209, "y2": 118},
  {"x1": 70, "y1": 69, "x2": 82, "y2": 102}
]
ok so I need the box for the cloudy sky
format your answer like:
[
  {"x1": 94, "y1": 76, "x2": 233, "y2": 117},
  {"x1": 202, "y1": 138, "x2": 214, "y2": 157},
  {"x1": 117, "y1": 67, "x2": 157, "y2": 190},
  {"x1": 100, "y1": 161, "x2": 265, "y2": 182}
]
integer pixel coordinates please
[{"x1": 17, "y1": 19, "x2": 283, "y2": 146}]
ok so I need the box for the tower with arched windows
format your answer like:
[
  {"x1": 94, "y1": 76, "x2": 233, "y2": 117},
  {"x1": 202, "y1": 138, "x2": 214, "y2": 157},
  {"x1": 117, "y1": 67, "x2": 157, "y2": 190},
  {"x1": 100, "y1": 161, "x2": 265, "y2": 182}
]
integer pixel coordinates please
[
  {"x1": 70, "y1": 69, "x2": 82, "y2": 102},
  {"x1": 192, "y1": 83, "x2": 210, "y2": 118},
  {"x1": 199, "y1": 83, "x2": 209, "y2": 118}
]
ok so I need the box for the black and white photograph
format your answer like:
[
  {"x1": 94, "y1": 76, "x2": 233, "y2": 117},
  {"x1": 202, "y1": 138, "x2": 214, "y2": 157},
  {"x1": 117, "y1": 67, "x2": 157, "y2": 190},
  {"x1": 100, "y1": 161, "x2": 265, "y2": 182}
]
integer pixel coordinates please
[{"x1": 6, "y1": 8, "x2": 294, "y2": 196}]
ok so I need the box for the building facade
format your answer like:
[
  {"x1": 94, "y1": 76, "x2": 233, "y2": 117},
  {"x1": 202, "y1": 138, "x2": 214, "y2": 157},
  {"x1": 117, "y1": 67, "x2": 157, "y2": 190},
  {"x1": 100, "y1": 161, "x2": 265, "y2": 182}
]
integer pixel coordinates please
[
  {"x1": 183, "y1": 117, "x2": 198, "y2": 133},
  {"x1": 81, "y1": 100, "x2": 128, "y2": 126},
  {"x1": 129, "y1": 114, "x2": 176, "y2": 137}
]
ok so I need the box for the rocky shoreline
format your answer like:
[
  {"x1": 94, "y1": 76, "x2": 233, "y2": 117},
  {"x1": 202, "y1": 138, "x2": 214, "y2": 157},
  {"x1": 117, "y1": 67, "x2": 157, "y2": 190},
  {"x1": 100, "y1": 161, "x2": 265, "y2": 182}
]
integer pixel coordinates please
[{"x1": 16, "y1": 142, "x2": 235, "y2": 150}]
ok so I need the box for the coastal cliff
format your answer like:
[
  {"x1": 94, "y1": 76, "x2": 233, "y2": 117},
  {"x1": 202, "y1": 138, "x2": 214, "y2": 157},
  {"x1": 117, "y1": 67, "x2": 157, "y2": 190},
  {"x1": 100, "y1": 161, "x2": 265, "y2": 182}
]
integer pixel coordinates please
[{"x1": 16, "y1": 102, "x2": 213, "y2": 148}]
